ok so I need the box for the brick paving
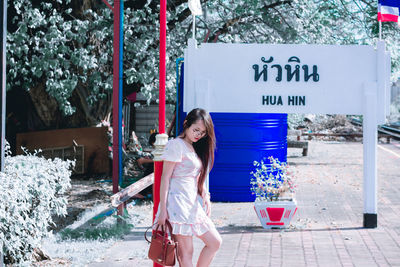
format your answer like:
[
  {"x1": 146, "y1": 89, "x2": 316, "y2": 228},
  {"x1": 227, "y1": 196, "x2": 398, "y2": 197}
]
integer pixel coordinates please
[{"x1": 88, "y1": 141, "x2": 400, "y2": 267}]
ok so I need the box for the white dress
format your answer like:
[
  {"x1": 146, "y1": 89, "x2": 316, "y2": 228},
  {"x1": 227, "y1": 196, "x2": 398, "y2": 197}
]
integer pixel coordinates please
[{"x1": 153, "y1": 138, "x2": 216, "y2": 236}]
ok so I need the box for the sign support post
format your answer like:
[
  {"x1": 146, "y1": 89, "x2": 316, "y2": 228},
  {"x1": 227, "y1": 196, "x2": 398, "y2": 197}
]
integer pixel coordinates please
[
  {"x1": 1, "y1": 0, "x2": 7, "y2": 170},
  {"x1": 101, "y1": 0, "x2": 124, "y2": 216},
  {"x1": 363, "y1": 82, "x2": 378, "y2": 228},
  {"x1": 1, "y1": 0, "x2": 7, "y2": 264}
]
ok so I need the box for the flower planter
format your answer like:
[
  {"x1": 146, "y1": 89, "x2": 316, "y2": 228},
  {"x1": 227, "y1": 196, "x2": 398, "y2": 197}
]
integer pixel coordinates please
[{"x1": 254, "y1": 199, "x2": 297, "y2": 229}]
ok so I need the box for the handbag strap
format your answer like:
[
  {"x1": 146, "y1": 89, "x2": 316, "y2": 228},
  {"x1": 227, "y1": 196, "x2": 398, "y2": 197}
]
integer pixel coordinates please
[
  {"x1": 144, "y1": 226, "x2": 153, "y2": 243},
  {"x1": 164, "y1": 220, "x2": 173, "y2": 235},
  {"x1": 175, "y1": 240, "x2": 180, "y2": 261},
  {"x1": 144, "y1": 222, "x2": 161, "y2": 243},
  {"x1": 145, "y1": 220, "x2": 173, "y2": 244}
]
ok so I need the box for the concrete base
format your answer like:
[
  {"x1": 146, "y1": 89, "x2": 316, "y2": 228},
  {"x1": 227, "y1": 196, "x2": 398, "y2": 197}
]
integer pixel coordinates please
[{"x1": 363, "y1": 213, "x2": 377, "y2": 228}]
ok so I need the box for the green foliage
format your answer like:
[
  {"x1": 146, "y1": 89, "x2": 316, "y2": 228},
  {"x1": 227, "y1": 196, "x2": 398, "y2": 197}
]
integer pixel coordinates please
[
  {"x1": 7, "y1": 0, "x2": 113, "y2": 116},
  {"x1": 0, "y1": 143, "x2": 73, "y2": 265},
  {"x1": 250, "y1": 156, "x2": 295, "y2": 201},
  {"x1": 6, "y1": 0, "x2": 400, "y2": 120},
  {"x1": 59, "y1": 213, "x2": 134, "y2": 241}
]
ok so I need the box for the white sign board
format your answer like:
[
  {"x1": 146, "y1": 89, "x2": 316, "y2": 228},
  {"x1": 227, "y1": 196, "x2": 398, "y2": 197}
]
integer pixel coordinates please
[
  {"x1": 184, "y1": 39, "x2": 390, "y2": 119},
  {"x1": 183, "y1": 39, "x2": 391, "y2": 228}
]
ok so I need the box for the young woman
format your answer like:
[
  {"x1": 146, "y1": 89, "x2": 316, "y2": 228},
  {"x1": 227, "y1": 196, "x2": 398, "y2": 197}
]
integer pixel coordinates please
[{"x1": 154, "y1": 108, "x2": 222, "y2": 267}]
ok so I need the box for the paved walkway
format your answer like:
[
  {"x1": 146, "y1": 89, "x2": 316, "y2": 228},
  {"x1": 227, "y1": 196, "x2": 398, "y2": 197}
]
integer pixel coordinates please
[{"x1": 88, "y1": 141, "x2": 400, "y2": 267}]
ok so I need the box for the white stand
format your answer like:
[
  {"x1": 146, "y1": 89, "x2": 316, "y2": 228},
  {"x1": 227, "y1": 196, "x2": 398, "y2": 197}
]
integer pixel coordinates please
[
  {"x1": 152, "y1": 133, "x2": 169, "y2": 161},
  {"x1": 192, "y1": 16, "x2": 196, "y2": 39},
  {"x1": 362, "y1": 40, "x2": 388, "y2": 228},
  {"x1": 362, "y1": 83, "x2": 378, "y2": 228}
]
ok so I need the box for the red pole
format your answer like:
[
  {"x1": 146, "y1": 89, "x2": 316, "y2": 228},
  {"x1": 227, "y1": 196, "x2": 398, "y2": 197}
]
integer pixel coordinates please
[
  {"x1": 112, "y1": 0, "x2": 122, "y2": 214},
  {"x1": 153, "y1": 0, "x2": 167, "y2": 217},
  {"x1": 159, "y1": 0, "x2": 166, "y2": 134},
  {"x1": 153, "y1": 1, "x2": 166, "y2": 266}
]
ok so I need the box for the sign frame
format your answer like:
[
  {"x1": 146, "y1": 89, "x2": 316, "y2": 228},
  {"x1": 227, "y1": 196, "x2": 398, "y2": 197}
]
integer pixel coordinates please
[{"x1": 183, "y1": 39, "x2": 391, "y2": 228}]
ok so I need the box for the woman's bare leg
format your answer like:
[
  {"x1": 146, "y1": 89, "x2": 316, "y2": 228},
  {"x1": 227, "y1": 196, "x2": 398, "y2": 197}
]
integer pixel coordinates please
[
  {"x1": 174, "y1": 234, "x2": 194, "y2": 267},
  {"x1": 196, "y1": 227, "x2": 222, "y2": 267}
]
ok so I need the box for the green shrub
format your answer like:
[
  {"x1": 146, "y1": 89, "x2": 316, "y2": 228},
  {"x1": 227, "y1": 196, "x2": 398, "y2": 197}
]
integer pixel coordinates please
[{"x1": 0, "y1": 145, "x2": 73, "y2": 265}]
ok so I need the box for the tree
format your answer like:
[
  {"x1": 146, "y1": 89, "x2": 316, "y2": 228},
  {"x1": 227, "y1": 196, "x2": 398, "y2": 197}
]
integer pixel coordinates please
[{"x1": 6, "y1": 0, "x2": 400, "y2": 131}]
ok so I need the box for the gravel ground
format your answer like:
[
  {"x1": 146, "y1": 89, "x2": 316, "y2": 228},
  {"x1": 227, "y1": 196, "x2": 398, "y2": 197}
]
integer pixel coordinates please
[
  {"x1": 32, "y1": 178, "x2": 150, "y2": 266},
  {"x1": 33, "y1": 139, "x2": 400, "y2": 266},
  {"x1": 50, "y1": 179, "x2": 114, "y2": 233},
  {"x1": 89, "y1": 140, "x2": 400, "y2": 266}
]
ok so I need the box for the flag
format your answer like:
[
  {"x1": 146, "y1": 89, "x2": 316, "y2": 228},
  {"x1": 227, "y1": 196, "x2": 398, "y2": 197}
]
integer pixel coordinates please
[
  {"x1": 378, "y1": 0, "x2": 400, "y2": 22},
  {"x1": 188, "y1": 0, "x2": 202, "y2": 16}
]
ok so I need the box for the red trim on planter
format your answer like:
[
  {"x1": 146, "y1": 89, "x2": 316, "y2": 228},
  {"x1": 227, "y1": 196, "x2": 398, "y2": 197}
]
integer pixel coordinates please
[
  {"x1": 284, "y1": 210, "x2": 291, "y2": 218},
  {"x1": 266, "y1": 207, "x2": 284, "y2": 221},
  {"x1": 267, "y1": 222, "x2": 285, "y2": 225},
  {"x1": 260, "y1": 209, "x2": 268, "y2": 218}
]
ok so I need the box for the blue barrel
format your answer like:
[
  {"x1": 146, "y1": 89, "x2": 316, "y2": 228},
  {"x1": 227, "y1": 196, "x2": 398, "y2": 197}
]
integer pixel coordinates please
[
  {"x1": 209, "y1": 113, "x2": 287, "y2": 202},
  {"x1": 177, "y1": 63, "x2": 288, "y2": 202}
]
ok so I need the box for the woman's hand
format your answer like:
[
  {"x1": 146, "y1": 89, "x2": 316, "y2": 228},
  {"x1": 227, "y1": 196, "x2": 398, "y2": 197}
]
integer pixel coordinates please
[
  {"x1": 137, "y1": 157, "x2": 152, "y2": 169},
  {"x1": 157, "y1": 208, "x2": 169, "y2": 226},
  {"x1": 136, "y1": 157, "x2": 145, "y2": 169}
]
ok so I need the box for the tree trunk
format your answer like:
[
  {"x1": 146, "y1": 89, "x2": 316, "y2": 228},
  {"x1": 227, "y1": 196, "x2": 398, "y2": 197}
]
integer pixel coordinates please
[
  {"x1": 28, "y1": 82, "x2": 60, "y2": 128},
  {"x1": 32, "y1": 247, "x2": 51, "y2": 262}
]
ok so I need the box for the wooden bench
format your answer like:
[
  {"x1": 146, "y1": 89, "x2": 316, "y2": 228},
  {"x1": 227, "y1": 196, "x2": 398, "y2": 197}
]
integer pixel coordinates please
[
  {"x1": 71, "y1": 173, "x2": 155, "y2": 231},
  {"x1": 287, "y1": 140, "x2": 308, "y2": 156},
  {"x1": 111, "y1": 173, "x2": 154, "y2": 207},
  {"x1": 287, "y1": 130, "x2": 308, "y2": 156}
]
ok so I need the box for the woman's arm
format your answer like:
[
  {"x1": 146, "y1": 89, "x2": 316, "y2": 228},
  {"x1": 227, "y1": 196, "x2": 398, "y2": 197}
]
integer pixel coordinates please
[
  {"x1": 200, "y1": 169, "x2": 211, "y2": 199},
  {"x1": 157, "y1": 160, "x2": 176, "y2": 225},
  {"x1": 136, "y1": 157, "x2": 153, "y2": 168},
  {"x1": 201, "y1": 178, "x2": 212, "y2": 216}
]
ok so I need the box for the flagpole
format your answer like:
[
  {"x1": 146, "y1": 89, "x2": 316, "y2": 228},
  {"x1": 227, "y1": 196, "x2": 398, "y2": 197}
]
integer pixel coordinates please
[
  {"x1": 379, "y1": 20, "x2": 382, "y2": 40},
  {"x1": 189, "y1": 0, "x2": 202, "y2": 39},
  {"x1": 192, "y1": 15, "x2": 196, "y2": 39}
]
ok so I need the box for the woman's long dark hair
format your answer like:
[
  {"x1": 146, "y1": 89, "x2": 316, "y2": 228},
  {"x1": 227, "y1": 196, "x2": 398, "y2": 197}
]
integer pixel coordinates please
[{"x1": 181, "y1": 108, "x2": 216, "y2": 196}]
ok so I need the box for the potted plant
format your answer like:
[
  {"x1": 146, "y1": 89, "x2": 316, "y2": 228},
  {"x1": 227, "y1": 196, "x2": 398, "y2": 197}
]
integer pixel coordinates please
[{"x1": 250, "y1": 156, "x2": 297, "y2": 229}]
